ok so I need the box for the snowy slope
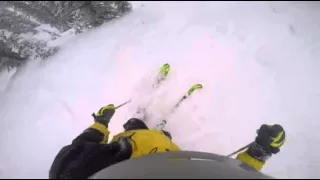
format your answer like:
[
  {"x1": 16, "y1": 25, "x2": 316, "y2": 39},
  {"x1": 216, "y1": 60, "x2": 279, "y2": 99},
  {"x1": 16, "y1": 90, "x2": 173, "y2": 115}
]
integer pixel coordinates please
[{"x1": 0, "y1": 1, "x2": 320, "y2": 178}]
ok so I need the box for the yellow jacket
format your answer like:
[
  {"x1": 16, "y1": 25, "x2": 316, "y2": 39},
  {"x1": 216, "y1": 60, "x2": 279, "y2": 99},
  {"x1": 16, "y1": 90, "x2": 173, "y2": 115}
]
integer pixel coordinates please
[
  {"x1": 236, "y1": 152, "x2": 264, "y2": 171},
  {"x1": 91, "y1": 123, "x2": 180, "y2": 158},
  {"x1": 111, "y1": 129, "x2": 181, "y2": 158},
  {"x1": 91, "y1": 122, "x2": 264, "y2": 170}
]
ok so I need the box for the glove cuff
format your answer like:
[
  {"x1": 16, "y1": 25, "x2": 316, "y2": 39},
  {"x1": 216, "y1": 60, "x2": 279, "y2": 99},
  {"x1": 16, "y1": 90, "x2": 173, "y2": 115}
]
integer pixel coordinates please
[
  {"x1": 246, "y1": 142, "x2": 272, "y2": 163},
  {"x1": 92, "y1": 113, "x2": 109, "y2": 127}
]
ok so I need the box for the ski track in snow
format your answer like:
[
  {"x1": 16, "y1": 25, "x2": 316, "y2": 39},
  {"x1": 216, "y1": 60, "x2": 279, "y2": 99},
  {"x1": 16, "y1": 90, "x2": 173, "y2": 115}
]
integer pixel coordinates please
[{"x1": 0, "y1": 1, "x2": 320, "y2": 178}]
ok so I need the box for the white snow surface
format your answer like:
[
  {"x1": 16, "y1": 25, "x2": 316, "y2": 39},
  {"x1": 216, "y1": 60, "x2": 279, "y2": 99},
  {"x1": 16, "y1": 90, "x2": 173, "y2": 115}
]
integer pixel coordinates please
[{"x1": 0, "y1": 1, "x2": 320, "y2": 178}]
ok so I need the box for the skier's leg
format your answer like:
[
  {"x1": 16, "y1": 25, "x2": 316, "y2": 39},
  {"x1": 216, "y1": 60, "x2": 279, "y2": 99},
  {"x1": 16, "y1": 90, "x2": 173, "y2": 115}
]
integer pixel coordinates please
[
  {"x1": 155, "y1": 119, "x2": 172, "y2": 140},
  {"x1": 123, "y1": 118, "x2": 149, "y2": 131},
  {"x1": 161, "y1": 130, "x2": 172, "y2": 140}
]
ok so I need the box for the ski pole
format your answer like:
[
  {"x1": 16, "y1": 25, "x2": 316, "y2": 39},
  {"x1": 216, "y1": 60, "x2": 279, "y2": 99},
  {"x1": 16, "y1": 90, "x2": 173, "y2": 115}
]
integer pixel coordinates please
[
  {"x1": 115, "y1": 99, "x2": 132, "y2": 109},
  {"x1": 226, "y1": 142, "x2": 253, "y2": 157}
]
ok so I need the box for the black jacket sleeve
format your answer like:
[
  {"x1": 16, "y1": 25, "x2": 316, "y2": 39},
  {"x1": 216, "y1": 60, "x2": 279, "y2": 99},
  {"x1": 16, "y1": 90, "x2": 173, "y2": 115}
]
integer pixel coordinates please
[
  {"x1": 72, "y1": 122, "x2": 110, "y2": 145},
  {"x1": 49, "y1": 123, "x2": 132, "y2": 179}
]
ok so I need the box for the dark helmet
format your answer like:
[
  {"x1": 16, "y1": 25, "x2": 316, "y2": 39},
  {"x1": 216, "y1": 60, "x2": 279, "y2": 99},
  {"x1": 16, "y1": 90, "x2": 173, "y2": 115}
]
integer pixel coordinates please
[{"x1": 89, "y1": 151, "x2": 274, "y2": 179}]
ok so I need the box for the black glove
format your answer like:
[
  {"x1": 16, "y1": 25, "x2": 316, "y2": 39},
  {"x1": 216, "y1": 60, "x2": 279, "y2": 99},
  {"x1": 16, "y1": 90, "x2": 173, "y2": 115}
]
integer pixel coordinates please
[
  {"x1": 92, "y1": 104, "x2": 115, "y2": 126},
  {"x1": 247, "y1": 124, "x2": 286, "y2": 162}
]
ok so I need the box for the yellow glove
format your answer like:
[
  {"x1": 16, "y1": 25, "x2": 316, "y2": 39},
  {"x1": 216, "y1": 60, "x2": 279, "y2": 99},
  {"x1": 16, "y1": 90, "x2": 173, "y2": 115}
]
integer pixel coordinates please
[
  {"x1": 248, "y1": 124, "x2": 286, "y2": 162},
  {"x1": 92, "y1": 104, "x2": 115, "y2": 126}
]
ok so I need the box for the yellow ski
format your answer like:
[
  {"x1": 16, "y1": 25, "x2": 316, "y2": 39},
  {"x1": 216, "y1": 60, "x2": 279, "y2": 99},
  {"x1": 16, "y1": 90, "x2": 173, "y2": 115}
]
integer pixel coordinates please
[{"x1": 157, "y1": 83, "x2": 203, "y2": 130}]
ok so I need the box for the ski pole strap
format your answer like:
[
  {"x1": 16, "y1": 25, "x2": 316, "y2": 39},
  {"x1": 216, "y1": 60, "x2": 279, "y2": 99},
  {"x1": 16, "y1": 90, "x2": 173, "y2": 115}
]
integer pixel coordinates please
[
  {"x1": 227, "y1": 142, "x2": 253, "y2": 157},
  {"x1": 115, "y1": 100, "x2": 132, "y2": 109}
]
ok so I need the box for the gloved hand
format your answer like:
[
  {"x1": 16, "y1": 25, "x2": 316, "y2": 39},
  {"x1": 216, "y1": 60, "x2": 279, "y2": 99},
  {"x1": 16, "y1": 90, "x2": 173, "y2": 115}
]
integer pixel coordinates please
[
  {"x1": 92, "y1": 104, "x2": 115, "y2": 127},
  {"x1": 247, "y1": 124, "x2": 286, "y2": 162}
]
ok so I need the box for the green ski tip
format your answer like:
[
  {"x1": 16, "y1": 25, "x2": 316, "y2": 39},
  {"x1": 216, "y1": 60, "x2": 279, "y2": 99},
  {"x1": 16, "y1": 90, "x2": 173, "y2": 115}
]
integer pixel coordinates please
[
  {"x1": 158, "y1": 63, "x2": 171, "y2": 80},
  {"x1": 187, "y1": 84, "x2": 203, "y2": 96}
]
